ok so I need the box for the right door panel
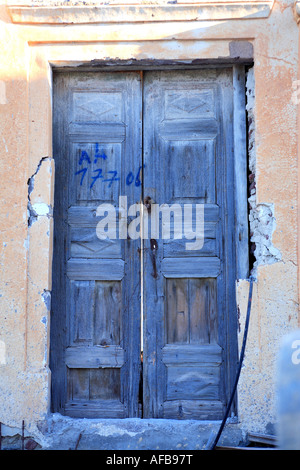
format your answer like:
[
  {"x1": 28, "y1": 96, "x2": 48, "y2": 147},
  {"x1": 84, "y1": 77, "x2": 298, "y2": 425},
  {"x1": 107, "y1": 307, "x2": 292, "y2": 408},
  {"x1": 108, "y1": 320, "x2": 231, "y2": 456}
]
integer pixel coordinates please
[{"x1": 143, "y1": 69, "x2": 237, "y2": 419}]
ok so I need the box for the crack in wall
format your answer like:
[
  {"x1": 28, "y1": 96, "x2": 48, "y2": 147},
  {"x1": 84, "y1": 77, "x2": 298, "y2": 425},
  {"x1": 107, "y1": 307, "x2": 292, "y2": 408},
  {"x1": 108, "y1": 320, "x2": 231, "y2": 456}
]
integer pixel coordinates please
[
  {"x1": 246, "y1": 67, "x2": 282, "y2": 279},
  {"x1": 26, "y1": 157, "x2": 53, "y2": 353},
  {"x1": 27, "y1": 157, "x2": 53, "y2": 227}
]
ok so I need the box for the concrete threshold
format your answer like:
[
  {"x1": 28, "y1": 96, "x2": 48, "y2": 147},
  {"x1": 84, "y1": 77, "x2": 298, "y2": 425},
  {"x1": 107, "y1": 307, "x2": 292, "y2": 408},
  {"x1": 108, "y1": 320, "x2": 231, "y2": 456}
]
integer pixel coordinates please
[{"x1": 35, "y1": 414, "x2": 244, "y2": 450}]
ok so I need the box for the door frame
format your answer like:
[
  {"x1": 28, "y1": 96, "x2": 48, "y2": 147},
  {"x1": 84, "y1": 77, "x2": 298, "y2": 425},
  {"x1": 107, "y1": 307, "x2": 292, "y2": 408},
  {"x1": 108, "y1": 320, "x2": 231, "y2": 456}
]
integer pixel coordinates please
[{"x1": 50, "y1": 62, "x2": 250, "y2": 419}]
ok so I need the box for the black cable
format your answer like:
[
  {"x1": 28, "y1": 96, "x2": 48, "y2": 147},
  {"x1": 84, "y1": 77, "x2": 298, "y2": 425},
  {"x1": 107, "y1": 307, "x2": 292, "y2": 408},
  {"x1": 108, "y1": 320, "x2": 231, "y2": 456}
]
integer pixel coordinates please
[{"x1": 208, "y1": 277, "x2": 254, "y2": 451}]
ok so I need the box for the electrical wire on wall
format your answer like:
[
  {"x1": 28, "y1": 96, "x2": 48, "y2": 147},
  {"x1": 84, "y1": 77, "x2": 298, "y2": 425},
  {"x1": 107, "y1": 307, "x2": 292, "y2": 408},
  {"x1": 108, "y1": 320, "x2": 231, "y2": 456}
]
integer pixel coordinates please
[{"x1": 206, "y1": 277, "x2": 254, "y2": 451}]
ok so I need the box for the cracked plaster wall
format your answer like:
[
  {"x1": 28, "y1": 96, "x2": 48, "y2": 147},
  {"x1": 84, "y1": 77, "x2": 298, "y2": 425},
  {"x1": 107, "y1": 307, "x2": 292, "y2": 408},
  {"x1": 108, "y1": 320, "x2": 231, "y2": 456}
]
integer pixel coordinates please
[
  {"x1": 235, "y1": 6, "x2": 299, "y2": 434},
  {"x1": 246, "y1": 66, "x2": 282, "y2": 279},
  {"x1": 27, "y1": 157, "x2": 53, "y2": 226}
]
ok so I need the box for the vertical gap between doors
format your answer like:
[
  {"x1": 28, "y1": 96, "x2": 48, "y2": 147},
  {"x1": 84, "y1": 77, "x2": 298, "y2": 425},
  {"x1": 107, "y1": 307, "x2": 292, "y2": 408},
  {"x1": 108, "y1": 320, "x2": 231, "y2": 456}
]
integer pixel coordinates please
[
  {"x1": 140, "y1": 70, "x2": 144, "y2": 359},
  {"x1": 139, "y1": 70, "x2": 144, "y2": 416}
]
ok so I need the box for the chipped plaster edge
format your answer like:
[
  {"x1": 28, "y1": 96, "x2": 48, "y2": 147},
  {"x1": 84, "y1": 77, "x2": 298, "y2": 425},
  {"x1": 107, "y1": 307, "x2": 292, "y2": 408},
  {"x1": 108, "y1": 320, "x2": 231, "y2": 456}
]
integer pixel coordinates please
[{"x1": 245, "y1": 66, "x2": 281, "y2": 280}]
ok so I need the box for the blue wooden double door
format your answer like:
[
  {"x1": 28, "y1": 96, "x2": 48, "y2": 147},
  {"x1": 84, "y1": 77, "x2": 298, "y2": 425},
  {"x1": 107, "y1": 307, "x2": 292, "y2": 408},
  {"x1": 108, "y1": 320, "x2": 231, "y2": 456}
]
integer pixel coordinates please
[{"x1": 51, "y1": 69, "x2": 237, "y2": 420}]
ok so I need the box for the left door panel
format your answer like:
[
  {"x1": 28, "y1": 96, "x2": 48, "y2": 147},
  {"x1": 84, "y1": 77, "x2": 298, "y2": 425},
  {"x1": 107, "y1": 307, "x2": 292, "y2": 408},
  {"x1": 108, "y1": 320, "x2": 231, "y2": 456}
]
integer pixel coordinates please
[{"x1": 51, "y1": 72, "x2": 142, "y2": 418}]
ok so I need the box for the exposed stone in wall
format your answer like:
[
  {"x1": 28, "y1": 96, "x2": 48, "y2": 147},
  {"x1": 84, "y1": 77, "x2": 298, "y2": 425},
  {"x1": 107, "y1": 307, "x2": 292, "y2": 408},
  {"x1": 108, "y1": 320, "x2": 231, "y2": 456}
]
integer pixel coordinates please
[
  {"x1": 246, "y1": 67, "x2": 281, "y2": 278},
  {"x1": 248, "y1": 200, "x2": 282, "y2": 270}
]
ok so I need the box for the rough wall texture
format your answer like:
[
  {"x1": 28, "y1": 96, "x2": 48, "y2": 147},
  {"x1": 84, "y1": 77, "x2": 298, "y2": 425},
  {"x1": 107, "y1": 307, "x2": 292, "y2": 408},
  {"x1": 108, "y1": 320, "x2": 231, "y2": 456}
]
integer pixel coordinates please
[
  {"x1": 246, "y1": 67, "x2": 282, "y2": 278},
  {"x1": 0, "y1": 0, "x2": 299, "y2": 449}
]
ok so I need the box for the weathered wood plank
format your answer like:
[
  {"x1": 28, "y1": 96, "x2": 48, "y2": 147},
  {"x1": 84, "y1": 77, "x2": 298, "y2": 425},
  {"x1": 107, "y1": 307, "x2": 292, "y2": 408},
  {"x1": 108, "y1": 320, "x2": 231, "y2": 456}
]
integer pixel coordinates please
[
  {"x1": 65, "y1": 345, "x2": 125, "y2": 368},
  {"x1": 189, "y1": 278, "x2": 218, "y2": 343},
  {"x1": 161, "y1": 256, "x2": 221, "y2": 278},
  {"x1": 219, "y1": 67, "x2": 239, "y2": 411},
  {"x1": 93, "y1": 281, "x2": 122, "y2": 346},
  {"x1": 69, "y1": 123, "x2": 126, "y2": 142},
  {"x1": 163, "y1": 400, "x2": 225, "y2": 420},
  {"x1": 65, "y1": 400, "x2": 125, "y2": 419},
  {"x1": 166, "y1": 279, "x2": 189, "y2": 344},
  {"x1": 67, "y1": 259, "x2": 124, "y2": 280},
  {"x1": 159, "y1": 119, "x2": 218, "y2": 141},
  {"x1": 248, "y1": 433, "x2": 278, "y2": 447},
  {"x1": 68, "y1": 206, "x2": 99, "y2": 226},
  {"x1": 163, "y1": 237, "x2": 216, "y2": 258},
  {"x1": 68, "y1": 280, "x2": 94, "y2": 345},
  {"x1": 89, "y1": 368, "x2": 121, "y2": 400},
  {"x1": 165, "y1": 278, "x2": 218, "y2": 344},
  {"x1": 50, "y1": 72, "x2": 69, "y2": 414},
  {"x1": 67, "y1": 368, "x2": 89, "y2": 401},
  {"x1": 162, "y1": 344, "x2": 222, "y2": 364}
]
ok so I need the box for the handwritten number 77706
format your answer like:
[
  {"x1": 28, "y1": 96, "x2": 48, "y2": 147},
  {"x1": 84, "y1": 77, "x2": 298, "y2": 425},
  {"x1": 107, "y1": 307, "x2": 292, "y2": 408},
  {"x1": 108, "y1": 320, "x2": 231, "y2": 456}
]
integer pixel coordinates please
[{"x1": 75, "y1": 146, "x2": 144, "y2": 189}]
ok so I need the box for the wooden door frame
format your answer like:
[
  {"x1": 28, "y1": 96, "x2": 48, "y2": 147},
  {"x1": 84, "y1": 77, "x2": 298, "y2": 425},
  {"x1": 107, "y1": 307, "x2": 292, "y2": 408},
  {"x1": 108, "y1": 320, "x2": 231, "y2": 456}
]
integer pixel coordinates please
[{"x1": 50, "y1": 62, "x2": 250, "y2": 419}]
